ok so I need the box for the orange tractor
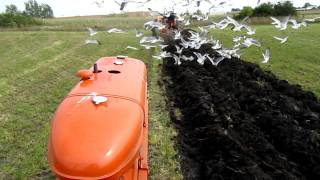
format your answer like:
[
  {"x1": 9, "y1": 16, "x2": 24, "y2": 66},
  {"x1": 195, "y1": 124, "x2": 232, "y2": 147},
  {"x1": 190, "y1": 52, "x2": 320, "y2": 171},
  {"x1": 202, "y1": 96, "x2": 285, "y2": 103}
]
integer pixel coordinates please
[
  {"x1": 48, "y1": 56, "x2": 148, "y2": 179},
  {"x1": 154, "y1": 12, "x2": 180, "y2": 40}
]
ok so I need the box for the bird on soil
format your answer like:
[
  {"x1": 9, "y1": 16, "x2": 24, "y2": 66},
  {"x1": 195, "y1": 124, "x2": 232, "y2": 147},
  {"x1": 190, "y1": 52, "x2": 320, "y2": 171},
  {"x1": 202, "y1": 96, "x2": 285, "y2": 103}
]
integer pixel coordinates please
[
  {"x1": 207, "y1": 56, "x2": 225, "y2": 66},
  {"x1": 173, "y1": 54, "x2": 182, "y2": 65},
  {"x1": 159, "y1": 51, "x2": 172, "y2": 58},
  {"x1": 181, "y1": 55, "x2": 195, "y2": 61},
  {"x1": 194, "y1": 52, "x2": 207, "y2": 65}
]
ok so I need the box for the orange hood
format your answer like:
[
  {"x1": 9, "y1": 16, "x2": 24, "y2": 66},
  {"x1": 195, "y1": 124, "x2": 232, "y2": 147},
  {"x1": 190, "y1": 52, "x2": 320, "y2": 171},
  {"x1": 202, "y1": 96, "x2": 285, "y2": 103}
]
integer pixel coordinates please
[{"x1": 48, "y1": 57, "x2": 147, "y2": 179}]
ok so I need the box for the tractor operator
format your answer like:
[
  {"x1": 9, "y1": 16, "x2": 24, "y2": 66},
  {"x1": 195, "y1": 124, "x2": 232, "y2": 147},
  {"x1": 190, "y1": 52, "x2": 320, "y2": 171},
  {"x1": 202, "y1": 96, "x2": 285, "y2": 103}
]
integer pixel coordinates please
[{"x1": 166, "y1": 12, "x2": 177, "y2": 29}]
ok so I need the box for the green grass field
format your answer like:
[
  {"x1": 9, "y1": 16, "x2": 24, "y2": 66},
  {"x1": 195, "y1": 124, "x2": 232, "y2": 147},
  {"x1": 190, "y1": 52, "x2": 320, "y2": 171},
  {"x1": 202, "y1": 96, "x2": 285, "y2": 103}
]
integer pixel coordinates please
[
  {"x1": 38, "y1": 10, "x2": 320, "y2": 31},
  {"x1": 0, "y1": 17, "x2": 319, "y2": 179},
  {"x1": 0, "y1": 31, "x2": 181, "y2": 179},
  {"x1": 41, "y1": 16, "x2": 151, "y2": 31}
]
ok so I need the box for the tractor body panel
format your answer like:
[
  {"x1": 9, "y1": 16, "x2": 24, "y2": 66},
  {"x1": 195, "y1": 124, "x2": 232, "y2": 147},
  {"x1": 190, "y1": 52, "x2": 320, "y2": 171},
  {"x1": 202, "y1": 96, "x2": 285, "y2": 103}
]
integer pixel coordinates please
[{"x1": 48, "y1": 57, "x2": 148, "y2": 179}]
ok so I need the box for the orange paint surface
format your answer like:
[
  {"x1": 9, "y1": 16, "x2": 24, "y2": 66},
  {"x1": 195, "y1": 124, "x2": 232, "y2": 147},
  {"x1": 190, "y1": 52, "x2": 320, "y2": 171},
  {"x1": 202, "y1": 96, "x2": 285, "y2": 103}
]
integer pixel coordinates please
[{"x1": 48, "y1": 57, "x2": 148, "y2": 179}]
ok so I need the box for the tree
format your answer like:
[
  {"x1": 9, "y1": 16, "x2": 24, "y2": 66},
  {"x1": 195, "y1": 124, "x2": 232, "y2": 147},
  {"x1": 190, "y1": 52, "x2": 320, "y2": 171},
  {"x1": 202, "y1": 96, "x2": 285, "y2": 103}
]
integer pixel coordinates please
[
  {"x1": 274, "y1": 1, "x2": 296, "y2": 16},
  {"x1": 235, "y1": 6, "x2": 254, "y2": 19},
  {"x1": 303, "y1": 2, "x2": 312, "y2": 8},
  {"x1": 253, "y1": 2, "x2": 274, "y2": 17},
  {"x1": 40, "y1": 4, "x2": 54, "y2": 18},
  {"x1": 24, "y1": 0, "x2": 41, "y2": 17},
  {"x1": 231, "y1": 8, "x2": 241, "y2": 12},
  {"x1": 24, "y1": 0, "x2": 54, "y2": 18},
  {"x1": 5, "y1": 4, "x2": 19, "y2": 14}
]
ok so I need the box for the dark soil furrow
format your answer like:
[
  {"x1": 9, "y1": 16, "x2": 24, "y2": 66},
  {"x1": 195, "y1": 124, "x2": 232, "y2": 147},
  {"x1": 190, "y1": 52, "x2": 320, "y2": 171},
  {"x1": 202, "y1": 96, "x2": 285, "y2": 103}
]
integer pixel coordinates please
[{"x1": 162, "y1": 42, "x2": 320, "y2": 180}]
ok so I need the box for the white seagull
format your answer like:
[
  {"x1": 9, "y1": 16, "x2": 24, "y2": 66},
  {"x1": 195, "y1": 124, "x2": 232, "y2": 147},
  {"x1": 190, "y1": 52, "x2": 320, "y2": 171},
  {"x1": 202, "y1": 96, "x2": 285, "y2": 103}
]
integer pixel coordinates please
[
  {"x1": 273, "y1": 36, "x2": 288, "y2": 44},
  {"x1": 85, "y1": 40, "x2": 101, "y2": 45},
  {"x1": 194, "y1": 52, "x2": 207, "y2": 65},
  {"x1": 107, "y1": 28, "x2": 126, "y2": 33},
  {"x1": 126, "y1": 46, "x2": 138, "y2": 50},
  {"x1": 114, "y1": 0, "x2": 143, "y2": 11},
  {"x1": 87, "y1": 27, "x2": 98, "y2": 36},
  {"x1": 242, "y1": 38, "x2": 261, "y2": 48},
  {"x1": 262, "y1": 48, "x2": 270, "y2": 63},
  {"x1": 270, "y1": 16, "x2": 289, "y2": 30},
  {"x1": 135, "y1": 29, "x2": 144, "y2": 37}
]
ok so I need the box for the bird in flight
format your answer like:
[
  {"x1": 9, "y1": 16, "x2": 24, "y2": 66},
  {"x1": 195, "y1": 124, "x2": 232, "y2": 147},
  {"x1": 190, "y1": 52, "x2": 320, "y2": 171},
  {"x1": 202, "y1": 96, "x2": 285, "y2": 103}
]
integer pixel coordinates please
[
  {"x1": 126, "y1": 46, "x2": 139, "y2": 50},
  {"x1": 288, "y1": 19, "x2": 302, "y2": 29},
  {"x1": 304, "y1": 17, "x2": 320, "y2": 23},
  {"x1": 87, "y1": 27, "x2": 98, "y2": 36},
  {"x1": 107, "y1": 28, "x2": 126, "y2": 33},
  {"x1": 140, "y1": 36, "x2": 163, "y2": 44},
  {"x1": 114, "y1": 0, "x2": 144, "y2": 11},
  {"x1": 273, "y1": 36, "x2": 288, "y2": 44},
  {"x1": 262, "y1": 48, "x2": 270, "y2": 63},
  {"x1": 85, "y1": 40, "x2": 101, "y2": 45},
  {"x1": 242, "y1": 38, "x2": 261, "y2": 48},
  {"x1": 207, "y1": 56, "x2": 226, "y2": 66},
  {"x1": 257, "y1": 0, "x2": 261, "y2": 5},
  {"x1": 270, "y1": 16, "x2": 289, "y2": 30},
  {"x1": 93, "y1": 0, "x2": 104, "y2": 8},
  {"x1": 135, "y1": 29, "x2": 144, "y2": 37},
  {"x1": 140, "y1": 44, "x2": 157, "y2": 50}
]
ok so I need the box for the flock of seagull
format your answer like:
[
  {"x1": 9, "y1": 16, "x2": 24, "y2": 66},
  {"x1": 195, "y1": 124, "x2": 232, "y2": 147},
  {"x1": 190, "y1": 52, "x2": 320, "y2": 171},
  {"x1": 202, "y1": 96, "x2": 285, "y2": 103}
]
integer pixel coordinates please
[{"x1": 84, "y1": 0, "x2": 320, "y2": 66}]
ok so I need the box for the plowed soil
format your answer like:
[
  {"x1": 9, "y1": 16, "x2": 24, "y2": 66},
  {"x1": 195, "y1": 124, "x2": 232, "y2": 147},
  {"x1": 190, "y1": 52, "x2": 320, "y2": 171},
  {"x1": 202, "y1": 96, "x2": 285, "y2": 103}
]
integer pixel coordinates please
[{"x1": 162, "y1": 36, "x2": 320, "y2": 180}]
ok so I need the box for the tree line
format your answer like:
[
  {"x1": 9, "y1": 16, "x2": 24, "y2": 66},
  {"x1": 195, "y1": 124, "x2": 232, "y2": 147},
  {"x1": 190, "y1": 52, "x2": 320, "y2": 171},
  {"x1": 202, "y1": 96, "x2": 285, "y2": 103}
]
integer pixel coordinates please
[
  {"x1": 5, "y1": 0, "x2": 54, "y2": 18},
  {"x1": 234, "y1": 1, "x2": 318, "y2": 19},
  {"x1": 1, "y1": 0, "x2": 54, "y2": 27}
]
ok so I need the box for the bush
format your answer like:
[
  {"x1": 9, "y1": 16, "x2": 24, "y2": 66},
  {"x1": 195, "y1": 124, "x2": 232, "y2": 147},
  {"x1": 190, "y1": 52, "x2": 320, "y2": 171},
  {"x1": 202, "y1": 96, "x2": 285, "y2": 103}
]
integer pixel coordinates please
[
  {"x1": 303, "y1": 3, "x2": 312, "y2": 8},
  {"x1": 274, "y1": 1, "x2": 297, "y2": 16},
  {"x1": 24, "y1": 0, "x2": 54, "y2": 18},
  {"x1": 5, "y1": 4, "x2": 19, "y2": 14},
  {"x1": 235, "y1": 6, "x2": 254, "y2": 20},
  {"x1": 0, "y1": 13, "x2": 42, "y2": 27},
  {"x1": 253, "y1": 3, "x2": 274, "y2": 17},
  {"x1": 235, "y1": 1, "x2": 297, "y2": 19}
]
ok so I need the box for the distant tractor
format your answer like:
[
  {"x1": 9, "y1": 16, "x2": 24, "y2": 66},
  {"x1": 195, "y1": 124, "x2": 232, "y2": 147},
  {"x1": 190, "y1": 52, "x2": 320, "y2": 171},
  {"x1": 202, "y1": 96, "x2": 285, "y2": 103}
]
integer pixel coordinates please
[{"x1": 157, "y1": 12, "x2": 180, "y2": 42}]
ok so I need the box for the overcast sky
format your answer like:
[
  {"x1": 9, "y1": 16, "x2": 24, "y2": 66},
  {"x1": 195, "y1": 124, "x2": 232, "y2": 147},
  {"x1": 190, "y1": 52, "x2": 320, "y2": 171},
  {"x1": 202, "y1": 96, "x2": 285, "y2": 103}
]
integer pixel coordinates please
[{"x1": 0, "y1": 0, "x2": 319, "y2": 17}]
